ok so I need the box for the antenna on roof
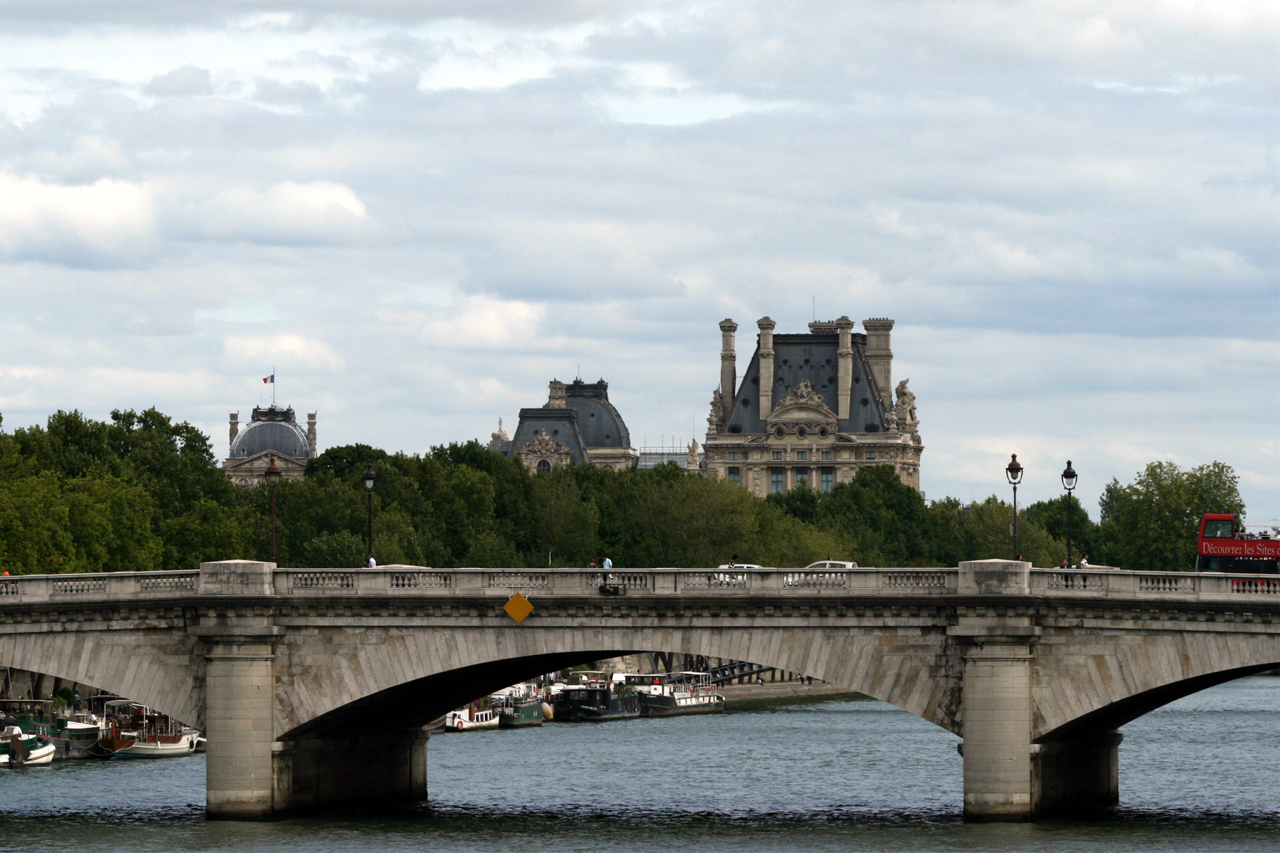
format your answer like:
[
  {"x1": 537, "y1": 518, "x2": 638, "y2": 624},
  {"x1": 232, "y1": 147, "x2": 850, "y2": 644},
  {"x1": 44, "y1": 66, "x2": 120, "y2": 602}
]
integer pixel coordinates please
[{"x1": 812, "y1": 295, "x2": 816, "y2": 322}]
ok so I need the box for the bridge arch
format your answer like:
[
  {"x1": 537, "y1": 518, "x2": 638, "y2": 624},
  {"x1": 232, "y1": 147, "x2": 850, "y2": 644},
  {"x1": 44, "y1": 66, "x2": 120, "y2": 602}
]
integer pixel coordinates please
[
  {"x1": 0, "y1": 618, "x2": 201, "y2": 727},
  {"x1": 273, "y1": 624, "x2": 960, "y2": 742}
]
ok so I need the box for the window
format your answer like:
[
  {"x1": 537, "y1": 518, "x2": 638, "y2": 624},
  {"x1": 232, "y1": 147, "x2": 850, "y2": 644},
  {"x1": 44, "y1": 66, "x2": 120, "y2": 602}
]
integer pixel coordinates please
[
  {"x1": 866, "y1": 451, "x2": 877, "y2": 461},
  {"x1": 821, "y1": 450, "x2": 832, "y2": 461},
  {"x1": 795, "y1": 468, "x2": 809, "y2": 488},
  {"x1": 770, "y1": 468, "x2": 784, "y2": 494},
  {"x1": 728, "y1": 466, "x2": 740, "y2": 484},
  {"x1": 774, "y1": 427, "x2": 785, "y2": 439},
  {"x1": 536, "y1": 459, "x2": 552, "y2": 472},
  {"x1": 729, "y1": 451, "x2": 740, "y2": 461},
  {"x1": 796, "y1": 450, "x2": 808, "y2": 461},
  {"x1": 772, "y1": 451, "x2": 783, "y2": 461},
  {"x1": 820, "y1": 468, "x2": 833, "y2": 493},
  {"x1": 1204, "y1": 519, "x2": 1234, "y2": 538}
]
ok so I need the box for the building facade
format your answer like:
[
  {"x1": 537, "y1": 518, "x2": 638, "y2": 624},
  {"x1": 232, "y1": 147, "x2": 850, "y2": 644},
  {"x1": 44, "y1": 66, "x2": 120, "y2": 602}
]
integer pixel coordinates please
[
  {"x1": 490, "y1": 379, "x2": 639, "y2": 472},
  {"x1": 704, "y1": 317, "x2": 922, "y2": 495},
  {"x1": 223, "y1": 404, "x2": 316, "y2": 487}
]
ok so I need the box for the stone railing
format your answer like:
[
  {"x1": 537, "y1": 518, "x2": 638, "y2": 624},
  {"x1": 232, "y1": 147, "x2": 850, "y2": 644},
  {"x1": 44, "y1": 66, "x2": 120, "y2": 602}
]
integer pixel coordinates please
[
  {"x1": 2, "y1": 565, "x2": 1278, "y2": 605},
  {"x1": 0, "y1": 571, "x2": 198, "y2": 602},
  {"x1": 1030, "y1": 569, "x2": 1280, "y2": 599}
]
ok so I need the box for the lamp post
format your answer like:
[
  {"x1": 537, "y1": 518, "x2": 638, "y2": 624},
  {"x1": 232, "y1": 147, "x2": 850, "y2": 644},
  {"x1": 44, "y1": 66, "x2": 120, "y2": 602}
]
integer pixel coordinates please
[
  {"x1": 264, "y1": 456, "x2": 282, "y2": 563},
  {"x1": 362, "y1": 462, "x2": 378, "y2": 565},
  {"x1": 1005, "y1": 454, "x2": 1023, "y2": 560},
  {"x1": 1061, "y1": 460, "x2": 1077, "y2": 567}
]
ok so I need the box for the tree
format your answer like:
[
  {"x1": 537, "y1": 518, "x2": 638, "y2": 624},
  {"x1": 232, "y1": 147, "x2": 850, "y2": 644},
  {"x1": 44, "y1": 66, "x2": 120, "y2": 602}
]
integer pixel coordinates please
[
  {"x1": 1098, "y1": 461, "x2": 1244, "y2": 571},
  {"x1": 1023, "y1": 495, "x2": 1098, "y2": 566}
]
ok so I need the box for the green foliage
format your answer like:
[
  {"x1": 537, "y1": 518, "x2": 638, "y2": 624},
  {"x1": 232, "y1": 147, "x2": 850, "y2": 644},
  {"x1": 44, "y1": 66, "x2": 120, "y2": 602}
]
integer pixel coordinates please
[
  {"x1": 0, "y1": 406, "x2": 1251, "y2": 575},
  {"x1": 1023, "y1": 495, "x2": 1098, "y2": 565},
  {"x1": 1098, "y1": 461, "x2": 1244, "y2": 571}
]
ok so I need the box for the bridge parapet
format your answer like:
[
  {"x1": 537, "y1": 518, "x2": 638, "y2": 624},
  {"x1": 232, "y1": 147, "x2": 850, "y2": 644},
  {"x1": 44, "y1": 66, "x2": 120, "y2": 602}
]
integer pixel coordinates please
[{"x1": 3, "y1": 565, "x2": 1279, "y2": 607}]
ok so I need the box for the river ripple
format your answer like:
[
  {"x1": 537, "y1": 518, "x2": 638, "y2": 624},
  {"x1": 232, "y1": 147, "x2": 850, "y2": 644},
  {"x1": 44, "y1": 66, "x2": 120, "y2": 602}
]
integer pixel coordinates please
[{"x1": 1, "y1": 678, "x2": 1277, "y2": 852}]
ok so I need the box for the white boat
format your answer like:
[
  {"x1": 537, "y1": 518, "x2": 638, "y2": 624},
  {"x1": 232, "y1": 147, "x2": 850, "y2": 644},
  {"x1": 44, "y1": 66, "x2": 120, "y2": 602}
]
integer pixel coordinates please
[
  {"x1": 1, "y1": 725, "x2": 56, "y2": 766},
  {"x1": 94, "y1": 701, "x2": 200, "y2": 759},
  {"x1": 626, "y1": 672, "x2": 726, "y2": 717},
  {"x1": 444, "y1": 704, "x2": 499, "y2": 732}
]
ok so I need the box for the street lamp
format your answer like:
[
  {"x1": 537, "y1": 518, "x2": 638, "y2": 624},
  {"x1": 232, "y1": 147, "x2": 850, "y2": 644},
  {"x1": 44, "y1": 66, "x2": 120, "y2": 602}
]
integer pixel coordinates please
[
  {"x1": 1005, "y1": 454, "x2": 1023, "y2": 560},
  {"x1": 264, "y1": 456, "x2": 282, "y2": 563},
  {"x1": 1061, "y1": 460, "x2": 1077, "y2": 567},
  {"x1": 362, "y1": 462, "x2": 378, "y2": 565}
]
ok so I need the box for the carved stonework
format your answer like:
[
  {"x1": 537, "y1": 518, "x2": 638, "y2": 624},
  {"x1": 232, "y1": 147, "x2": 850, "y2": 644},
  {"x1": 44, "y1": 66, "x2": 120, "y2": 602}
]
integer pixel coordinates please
[
  {"x1": 894, "y1": 378, "x2": 919, "y2": 435},
  {"x1": 766, "y1": 380, "x2": 838, "y2": 430},
  {"x1": 707, "y1": 390, "x2": 725, "y2": 431},
  {"x1": 686, "y1": 438, "x2": 701, "y2": 470},
  {"x1": 516, "y1": 429, "x2": 573, "y2": 471}
]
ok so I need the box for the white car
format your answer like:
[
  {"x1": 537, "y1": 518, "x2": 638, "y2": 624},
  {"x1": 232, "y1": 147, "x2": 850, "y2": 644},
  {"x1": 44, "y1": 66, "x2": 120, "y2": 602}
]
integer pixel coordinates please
[{"x1": 803, "y1": 560, "x2": 859, "y2": 570}]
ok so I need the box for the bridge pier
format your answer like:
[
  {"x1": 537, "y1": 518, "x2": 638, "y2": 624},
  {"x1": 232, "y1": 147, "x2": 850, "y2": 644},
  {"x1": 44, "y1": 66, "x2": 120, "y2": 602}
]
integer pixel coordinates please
[
  {"x1": 1034, "y1": 731, "x2": 1122, "y2": 815},
  {"x1": 283, "y1": 729, "x2": 430, "y2": 813},
  {"x1": 953, "y1": 559, "x2": 1043, "y2": 820}
]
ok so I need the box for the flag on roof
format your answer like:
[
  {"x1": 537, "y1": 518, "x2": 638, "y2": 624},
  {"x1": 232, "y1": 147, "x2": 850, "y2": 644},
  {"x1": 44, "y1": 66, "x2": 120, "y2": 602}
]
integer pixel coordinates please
[{"x1": 263, "y1": 374, "x2": 274, "y2": 384}]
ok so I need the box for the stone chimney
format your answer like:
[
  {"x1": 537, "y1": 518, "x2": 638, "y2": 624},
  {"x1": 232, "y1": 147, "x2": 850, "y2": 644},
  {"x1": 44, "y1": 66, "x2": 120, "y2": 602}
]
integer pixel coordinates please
[
  {"x1": 757, "y1": 317, "x2": 776, "y2": 418},
  {"x1": 836, "y1": 316, "x2": 854, "y2": 419},
  {"x1": 863, "y1": 318, "x2": 895, "y2": 409},
  {"x1": 307, "y1": 412, "x2": 317, "y2": 458},
  {"x1": 719, "y1": 319, "x2": 738, "y2": 419},
  {"x1": 546, "y1": 380, "x2": 567, "y2": 408},
  {"x1": 229, "y1": 412, "x2": 239, "y2": 455}
]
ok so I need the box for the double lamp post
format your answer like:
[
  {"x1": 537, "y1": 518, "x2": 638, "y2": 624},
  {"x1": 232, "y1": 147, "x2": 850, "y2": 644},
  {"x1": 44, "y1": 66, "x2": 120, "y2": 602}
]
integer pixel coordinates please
[{"x1": 1004, "y1": 455, "x2": 1079, "y2": 565}]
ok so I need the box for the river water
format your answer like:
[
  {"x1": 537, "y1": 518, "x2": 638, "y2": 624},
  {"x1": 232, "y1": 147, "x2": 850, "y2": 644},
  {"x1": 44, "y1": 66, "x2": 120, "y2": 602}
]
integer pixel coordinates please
[{"x1": 2, "y1": 678, "x2": 1278, "y2": 852}]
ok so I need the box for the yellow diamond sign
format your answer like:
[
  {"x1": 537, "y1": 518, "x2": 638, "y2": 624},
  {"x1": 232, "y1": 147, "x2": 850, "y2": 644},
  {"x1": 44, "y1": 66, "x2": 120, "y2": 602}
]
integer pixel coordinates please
[{"x1": 503, "y1": 592, "x2": 534, "y2": 623}]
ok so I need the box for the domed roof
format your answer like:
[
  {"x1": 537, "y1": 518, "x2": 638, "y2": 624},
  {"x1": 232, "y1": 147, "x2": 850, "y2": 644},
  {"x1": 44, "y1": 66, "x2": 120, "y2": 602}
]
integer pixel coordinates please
[
  {"x1": 564, "y1": 380, "x2": 630, "y2": 448},
  {"x1": 231, "y1": 405, "x2": 311, "y2": 460}
]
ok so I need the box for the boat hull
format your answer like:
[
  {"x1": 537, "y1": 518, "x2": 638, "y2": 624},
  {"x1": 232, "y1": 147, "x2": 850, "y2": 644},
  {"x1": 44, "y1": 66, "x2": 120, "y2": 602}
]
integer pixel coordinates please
[
  {"x1": 0, "y1": 742, "x2": 56, "y2": 766},
  {"x1": 102, "y1": 732, "x2": 199, "y2": 759},
  {"x1": 498, "y1": 703, "x2": 545, "y2": 728},
  {"x1": 638, "y1": 694, "x2": 726, "y2": 717},
  {"x1": 553, "y1": 693, "x2": 640, "y2": 722}
]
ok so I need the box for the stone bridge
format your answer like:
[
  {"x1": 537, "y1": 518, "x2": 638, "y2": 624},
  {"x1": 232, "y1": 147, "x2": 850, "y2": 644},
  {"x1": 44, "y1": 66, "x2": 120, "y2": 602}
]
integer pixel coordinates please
[{"x1": 1, "y1": 560, "x2": 1278, "y2": 821}]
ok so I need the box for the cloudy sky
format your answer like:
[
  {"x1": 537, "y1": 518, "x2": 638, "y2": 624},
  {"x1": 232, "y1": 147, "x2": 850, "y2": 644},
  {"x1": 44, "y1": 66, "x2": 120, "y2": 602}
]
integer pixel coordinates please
[{"x1": 1, "y1": 1, "x2": 1276, "y2": 524}]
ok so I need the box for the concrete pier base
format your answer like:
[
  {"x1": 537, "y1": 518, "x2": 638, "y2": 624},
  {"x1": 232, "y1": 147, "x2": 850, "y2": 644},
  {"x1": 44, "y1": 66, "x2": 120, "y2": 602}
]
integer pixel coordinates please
[
  {"x1": 201, "y1": 631, "x2": 281, "y2": 820},
  {"x1": 284, "y1": 729, "x2": 430, "y2": 813},
  {"x1": 1034, "y1": 731, "x2": 1122, "y2": 815}
]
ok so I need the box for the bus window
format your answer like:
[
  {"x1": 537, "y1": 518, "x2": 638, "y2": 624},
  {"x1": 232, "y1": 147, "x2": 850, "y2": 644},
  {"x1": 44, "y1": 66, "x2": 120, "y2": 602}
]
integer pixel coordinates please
[{"x1": 1203, "y1": 519, "x2": 1234, "y2": 538}]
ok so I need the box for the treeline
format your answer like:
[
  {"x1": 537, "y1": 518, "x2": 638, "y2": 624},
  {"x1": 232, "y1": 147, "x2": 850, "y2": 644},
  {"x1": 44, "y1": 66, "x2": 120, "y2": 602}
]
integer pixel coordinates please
[{"x1": 0, "y1": 409, "x2": 1247, "y2": 574}]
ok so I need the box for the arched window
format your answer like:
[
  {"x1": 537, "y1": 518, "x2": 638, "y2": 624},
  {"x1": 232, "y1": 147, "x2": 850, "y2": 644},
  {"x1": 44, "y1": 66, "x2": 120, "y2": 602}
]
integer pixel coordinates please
[{"x1": 536, "y1": 459, "x2": 552, "y2": 473}]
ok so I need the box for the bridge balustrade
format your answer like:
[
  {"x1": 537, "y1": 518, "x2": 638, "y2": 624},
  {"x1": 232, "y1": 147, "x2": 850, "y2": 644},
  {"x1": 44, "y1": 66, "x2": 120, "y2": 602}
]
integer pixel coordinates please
[{"x1": 3, "y1": 566, "x2": 1280, "y2": 604}]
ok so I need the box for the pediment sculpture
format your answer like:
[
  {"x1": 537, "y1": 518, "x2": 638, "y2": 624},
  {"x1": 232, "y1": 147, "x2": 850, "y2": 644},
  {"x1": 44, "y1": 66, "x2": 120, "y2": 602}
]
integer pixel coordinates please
[{"x1": 767, "y1": 380, "x2": 837, "y2": 426}]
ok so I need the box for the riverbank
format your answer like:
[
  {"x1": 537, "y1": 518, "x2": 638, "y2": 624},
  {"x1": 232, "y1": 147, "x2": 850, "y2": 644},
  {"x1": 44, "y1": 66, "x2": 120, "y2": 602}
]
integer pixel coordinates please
[{"x1": 719, "y1": 681, "x2": 861, "y2": 708}]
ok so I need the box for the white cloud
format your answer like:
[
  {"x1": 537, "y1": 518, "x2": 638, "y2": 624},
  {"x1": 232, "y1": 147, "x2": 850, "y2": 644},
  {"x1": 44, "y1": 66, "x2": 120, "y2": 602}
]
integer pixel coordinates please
[
  {"x1": 0, "y1": 173, "x2": 155, "y2": 264},
  {"x1": 168, "y1": 181, "x2": 373, "y2": 245}
]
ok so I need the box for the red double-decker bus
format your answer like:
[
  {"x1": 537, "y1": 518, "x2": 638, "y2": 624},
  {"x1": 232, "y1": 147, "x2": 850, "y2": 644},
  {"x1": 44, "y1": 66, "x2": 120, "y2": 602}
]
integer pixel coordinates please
[{"x1": 1195, "y1": 514, "x2": 1280, "y2": 573}]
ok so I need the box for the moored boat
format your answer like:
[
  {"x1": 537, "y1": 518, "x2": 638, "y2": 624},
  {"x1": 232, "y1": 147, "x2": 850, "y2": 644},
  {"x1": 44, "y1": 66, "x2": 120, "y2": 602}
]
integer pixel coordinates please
[
  {"x1": 627, "y1": 672, "x2": 726, "y2": 717},
  {"x1": 445, "y1": 702, "x2": 499, "y2": 732},
  {"x1": 0, "y1": 698, "x2": 105, "y2": 759},
  {"x1": 92, "y1": 701, "x2": 199, "y2": 759},
  {"x1": 498, "y1": 697, "x2": 545, "y2": 728},
  {"x1": 552, "y1": 672, "x2": 640, "y2": 722},
  {"x1": 1, "y1": 725, "x2": 56, "y2": 767}
]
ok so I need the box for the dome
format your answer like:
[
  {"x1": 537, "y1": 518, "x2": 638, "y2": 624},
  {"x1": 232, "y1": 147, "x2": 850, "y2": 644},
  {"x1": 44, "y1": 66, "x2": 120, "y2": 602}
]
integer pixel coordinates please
[{"x1": 231, "y1": 419, "x2": 310, "y2": 460}]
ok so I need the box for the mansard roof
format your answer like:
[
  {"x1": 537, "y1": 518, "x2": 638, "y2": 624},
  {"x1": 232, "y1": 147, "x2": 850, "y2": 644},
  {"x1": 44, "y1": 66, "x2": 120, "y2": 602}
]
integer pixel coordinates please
[
  {"x1": 508, "y1": 407, "x2": 589, "y2": 465},
  {"x1": 721, "y1": 331, "x2": 889, "y2": 435}
]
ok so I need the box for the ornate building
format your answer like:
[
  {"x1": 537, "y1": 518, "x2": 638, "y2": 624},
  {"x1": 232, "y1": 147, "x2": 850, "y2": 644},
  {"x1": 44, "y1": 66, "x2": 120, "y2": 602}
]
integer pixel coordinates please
[
  {"x1": 490, "y1": 379, "x2": 639, "y2": 472},
  {"x1": 704, "y1": 317, "x2": 922, "y2": 495},
  {"x1": 223, "y1": 404, "x2": 316, "y2": 487}
]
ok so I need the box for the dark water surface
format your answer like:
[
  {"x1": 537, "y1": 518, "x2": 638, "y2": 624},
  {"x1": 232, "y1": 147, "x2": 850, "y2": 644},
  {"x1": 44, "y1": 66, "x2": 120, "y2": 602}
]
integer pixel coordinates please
[{"x1": 2, "y1": 678, "x2": 1278, "y2": 852}]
